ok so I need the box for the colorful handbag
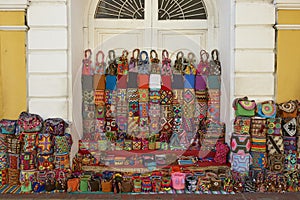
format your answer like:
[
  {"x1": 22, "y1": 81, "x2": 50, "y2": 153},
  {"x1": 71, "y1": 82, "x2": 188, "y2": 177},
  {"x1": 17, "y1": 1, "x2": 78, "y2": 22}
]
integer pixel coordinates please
[
  {"x1": 278, "y1": 100, "x2": 298, "y2": 118},
  {"x1": 18, "y1": 112, "x2": 43, "y2": 133},
  {"x1": 267, "y1": 135, "x2": 284, "y2": 155},
  {"x1": 89, "y1": 179, "x2": 100, "y2": 192},
  {"x1": 267, "y1": 118, "x2": 282, "y2": 136},
  {"x1": 80, "y1": 175, "x2": 91, "y2": 192},
  {"x1": 207, "y1": 89, "x2": 221, "y2": 121},
  {"x1": 214, "y1": 141, "x2": 229, "y2": 164},
  {"x1": 32, "y1": 182, "x2": 45, "y2": 193},
  {"x1": 20, "y1": 132, "x2": 38, "y2": 153},
  {"x1": 283, "y1": 136, "x2": 297, "y2": 154},
  {"x1": 231, "y1": 153, "x2": 250, "y2": 174},
  {"x1": 101, "y1": 180, "x2": 113, "y2": 192},
  {"x1": 37, "y1": 154, "x2": 54, "y2": 171},
  {"x1": 231, "y1": 133, "x2": 251, "y2": 154},
  {"x1": 20, "y1": 170, "x2": 37, "y2": 184},
  {"x1": 20, "y1": 152, "x2": 36, "y2": 170},
  {"x1": 67, "y1": 178, "x2": 80, "y2": 192},
  {"x1": 171, "y1": 172, "x2": 186, "y2": 190},
  {"x1": 251, "y1": 137, "x2": 267, "y2": 152},
  {"x1": 45, "y1": 171, "x2": 56, "y2": 192},
  {"x1": 268, "y1": 153, "x2": 285, "y2": 172},
  {"x1": 54, "y1": 153, "x2": 70, "y2": 170},
  {"x1": 233, "y1": 116, "x2": 251, "y2": 135},
  {"x1": 250, "y1": 118, "x2": 267, "y2": 138},
  {"x1": 233, "y1": 97, "x2": 256, "y2": 117},
  {"x1": 8, "y1": 168, "x2": 20, "y2": 185},
  {"x1": 82, "y1": 49, "x2": 93, "y2": 75},
  {"x1": 53, "y1": 133, "x2": 73, "y2": 155},
  {"x1": 36, "y1": 133, "x2": 53, "y2": 155},
  {"x1": 257, "y1": 101, "x2": 277, "y2": 119},
  {"x1": 282, "y1": 118, "x2": 297, "y2": 137},
  {"x1": 0, "y1": 119, "x2": 17, "y2": 134},
  {"x1": 43, "y1": 118, "x2": 67, "y2": 136},
  {"x1": 161, "y1": 50, "x2": 172, "y2": 76}
]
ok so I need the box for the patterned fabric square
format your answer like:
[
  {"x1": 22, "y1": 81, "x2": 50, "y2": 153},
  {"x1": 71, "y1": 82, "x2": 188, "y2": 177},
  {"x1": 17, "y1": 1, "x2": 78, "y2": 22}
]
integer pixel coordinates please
[
  {"x1": 172, "y1": 118, "x2": 182, "y2": 133},
  {"x1": 172, "y1": 89, "x2": 183, "y2": 104},
  {"x1": 207, "y1": 101, "x2": 220, "y2": 121},
  {"x1": 149, "y1": 103, "x2": 160, "y2": 117},
  {"x1": 161, "y1": 118, "x2": 174, "y2": 133},
  {"x1": 297, "y1": 116, "x2": 300, "y2": 136},
  {"x1": 117, "y1": 105, "x2": 128, "y2": 115},
  {"x1": 83, "y1": 119, "x2": 95, "y2": 134},
  {"x1": 54, "y1": 134, "x2": 72, "y2": 154},
  {"x1": 139, "y1": 89, "x2": 149, "y2": 102},
  {"x1": 106, "y1": 118, "x2": 118, "y2": 132},
  {"x1": 116, "y1": 89, "x2": 127, "y2": 103},
  {"x1": 139, "y1": 118, "x2": 149, "y2": 131},
  {"x1": 133, "y1": 141, "x2": 142, "y2": 150},
  {"x1": 285, "y1": 153, "x2": 297, "y2": 171},
  {"x1": 149, "y1": 89, "x2": 161, "y2": 104},
  {"x1": 37, "y1": 154, "x2": 54, "y2": 171},
  {"x1": 117, "y1": 115, "x2": 128, "y2": 132},
  {"x1": 138, "y1": 74, "x2": 149, "y2": 89},
  {"x1": 0, "y1": 169, "x2": 8, "y2": 186},
  {"x1": 283, "y1": 118, "x2": 297, "y2": 137},
  {"x1": 149, "y1": 117, "x2": 160, "y2": 134},
  {"x1": 127, "y1": 88, "x2": 139, "y2": 102},
  {"x1": 161, "y1": 75, "x2": 172, "y2": 90},
  {"x1": 267, "y1": 135, "x2": 284, "y2": 155},
  {"x1": 232, "y1": 153, "x2": 250, "y2": 174},
  {"x1": 54, "y1": 154, "x2": 70, "y2": 170},
  {"x1": 94, "y1": 90, "x2": 105, "y2": 106},
  {"x1": 183, "y1": 89, "x2": 195, "y2": 104},
  {"x1": 20, "y1": 132, "x2": 37, "y2": 153},
  {"x1": 234, "y1": 117, "x2": 251, "y2": 135},
  {"x1": 231, "y1": 133, "x2": 251, "y2": 154},
  {"x1": 82, "y1": 110, "x2": 94, "y2": 120},
  {"x1": 251, "y1": 137, "x2": 267, "y2": 152},
  {"x1": 267, "y1": 118, "x2": 282, "y2": 136},
  {"x1": 160, "y1": 87, "x2": 173, "y2": 105},
  {"x1": 95, "y1": 105, "x2": 105, "y2": 119},
  {"x1": 183, "y1": 89, "x2": 195, "y2": 118},
  {"x1": 129, "y1": 101, "x2": 139, "y2": 117},
  {"x1": 20, "y1": 153, "x2": 36, "y2": 170},
  {"x1": 117, "y1": 75, "x2": 128, "y2": 89},
  {"x1": 105, "y1": 90, "x2": 116, "y2": 105},
  {"x1": 95, "y1": 119, "x2": 105, "y2": 133},
  {"x1": 7, "y1": 135, "x2": 21, "y2": 154},
  {"x1": 268, "y1": 153, "x2": 285, "y2": 172},
  {"x1": 8, "y1": 154, "x2": 19, "y2": 169},
  {"x1": 98, "y1": 140, "x2": 108, "y2": 151},
  {"x1": 36, "y1": 133, "x2": 53, "y2": 155},
  {"x1": 83, "y1": 90, "x2": 95, "y2": 104},
  {"x1": 173, "y1": 104, "x2": 182, "y2": 118},
  {"x1": 83, "y1": 103, "x2": 95, "y2": 112},
  {"x1": 0, "y1": 134, "x2": 7, "y2": 153},
  {"x1": 0, "y1": 152, "x2": 7, "y2": 169},
  {"x1": 250, "y1": 118, "x2": 267, "y2": 138},
  {"x1": 283, "y1": 136, "x2": 297, "y2": 154},
  {"x1": 139, "y1": 103, "x2": 149, "y2": 118},
  {"x1": 161, "y1": 105, "x2": 173, "y2": 119},
  {"x1": 182, "y1": 117, "x2": 194, "y2": 133},
  {"x1": 105, "y1": 104, "x2": 116, "y2": 118},
  {"x1": 208, "y1": 89, "x2": 220, "y2": 103},
  {"x1": 250, "y1": 152, "x2": 267, "y2": 170},
  {"x1": 128, "y1": 117, "x2": 139, "y2": 133}
]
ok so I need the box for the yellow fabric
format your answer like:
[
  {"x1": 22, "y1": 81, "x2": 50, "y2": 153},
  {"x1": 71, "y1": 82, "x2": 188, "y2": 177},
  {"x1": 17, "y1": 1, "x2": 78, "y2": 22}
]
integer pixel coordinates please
[
  {"x1": 277, "y1": 10, "x2": 300, "y2": 103},
  {"x1": 0, "y1": 11, "x2": 27, "y2": 119}
]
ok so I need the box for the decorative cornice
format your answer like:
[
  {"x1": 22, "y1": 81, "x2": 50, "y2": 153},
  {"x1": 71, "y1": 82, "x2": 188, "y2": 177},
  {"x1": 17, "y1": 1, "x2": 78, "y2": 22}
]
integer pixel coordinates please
[
  {"x1": 276, "y1": 0, "x2": 300, "y2": 10},
  {"x1": 0, "y1": 0, "x2": 28, "y2": 10},
  {"x1": 275, "y1": 24, "x2": 300, "y2": 30}
]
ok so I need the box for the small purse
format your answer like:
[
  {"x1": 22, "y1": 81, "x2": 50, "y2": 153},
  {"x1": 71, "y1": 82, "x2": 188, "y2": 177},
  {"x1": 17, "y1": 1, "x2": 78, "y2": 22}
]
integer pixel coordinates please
[
  {"x1": 250, "y1": 117, "x2": 267, "y2": 138},
  {"x1": 231, "y1": 153, "x2": 250, "y2": 174},
  {"x1": 67, "y1": 178, "x2": 80, "y2": 192},
  {"x1": 277, "y1": 100, "x2": 298, "y2": 118},
  {"x1": 45, "y1": 171, "x2": 56, "y2": 192},
  {"x1": 117, "y1": 50, "x2": 129, "y2": 75},
  {"x1": 209, "y1": 49, "x2": 221, "y2": 76},
  {"x1": 101, "y1": 180, "x2": 113, "y2": 192},
  {"x1": 121, "y1": 179, "x2": 133, "y2": 193},
  {"x1": 18, "y1": 112, "x2": 43, "y2": 132},
  {"x1": 197, "y1": 50, "x2": 210, "y2": 75},
  {"x1": 82, "y1": 49, "x2": 93, "y2": 75},
  {"x1": 89, "y1": 179, "x2": 100, "y2": 192},
  {"x1": 267, "y1": 118, "x2": 282, "y2": 136},
  {"x1": 267, "y1": 135, "x2": 284, "y2": 155},
  {"x1": 282, "y1": 118, "x2": 297, "y2": 137},
  {"x1": 231, "y1": 133, "x2": 251, "y2": 154},
  {"x1": 161, "y1": 49, "x2": 172, "y2": 76},
  {"x1": 150, "y1": 50, "x2": 161, "y2": 74},
  {"x1": 257, "y1": 101, "x2": 277, "y2": 119},
  {"x1": 0, "y1": 119, "x2": 17, "y2": 134},
  {"x1": 268, "y1": 153, "x2": 285, "y2": 172},
  {"x1": 233, "y1": 97, "x2": 256, "y2": 117}
]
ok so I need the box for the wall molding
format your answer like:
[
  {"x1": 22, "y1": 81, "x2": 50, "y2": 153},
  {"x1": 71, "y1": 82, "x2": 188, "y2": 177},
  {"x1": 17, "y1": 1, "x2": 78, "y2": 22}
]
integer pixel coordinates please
[
  {"x1": 276, "y1": 0, "x2": 300, "y2": 10},
  {"x1": 275, "y1": 24, "x2": 300, "y2": 30},
  {"x1": 0, "y1": 0, "x2": 28, "y2": 10},
  {"x1": 0, "y1": 25, "x2": 28, "y2": 31}
]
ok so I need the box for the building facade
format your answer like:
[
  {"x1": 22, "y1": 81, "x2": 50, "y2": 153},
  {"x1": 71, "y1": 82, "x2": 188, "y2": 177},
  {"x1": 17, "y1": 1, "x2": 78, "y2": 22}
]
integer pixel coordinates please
[{"x1": 0, "y1": 0, "x2": 299, "y2": 149}]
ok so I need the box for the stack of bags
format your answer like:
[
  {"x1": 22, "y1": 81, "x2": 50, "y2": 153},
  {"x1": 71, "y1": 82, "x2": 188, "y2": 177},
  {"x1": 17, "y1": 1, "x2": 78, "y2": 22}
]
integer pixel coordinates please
[{"x1": 0, "y1": 119, "x2": 18, "y2": 186}]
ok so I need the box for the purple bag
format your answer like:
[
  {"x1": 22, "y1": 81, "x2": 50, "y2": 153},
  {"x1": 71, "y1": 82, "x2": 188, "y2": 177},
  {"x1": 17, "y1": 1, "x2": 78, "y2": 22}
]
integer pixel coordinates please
[{"x1": 195, "y1": 75, "x2": 207, "y2": 90}]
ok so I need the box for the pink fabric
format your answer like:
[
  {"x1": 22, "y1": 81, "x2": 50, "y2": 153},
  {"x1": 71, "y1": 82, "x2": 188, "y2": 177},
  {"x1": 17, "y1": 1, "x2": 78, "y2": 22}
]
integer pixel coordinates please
[{"x1": 214, "y1": 141, "x2": 229, "y2": 164}]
